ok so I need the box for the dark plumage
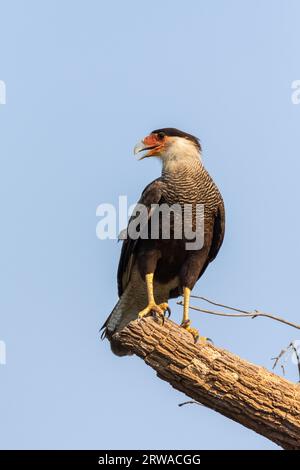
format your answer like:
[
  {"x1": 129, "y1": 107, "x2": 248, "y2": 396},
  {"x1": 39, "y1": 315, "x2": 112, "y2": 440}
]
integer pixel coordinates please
[
  {"x1": 102, "y1": 128, "x2": 225, "y2": 355},
  {"x1": 152, "y1": 128, "x2": 202, "y2": 151}
]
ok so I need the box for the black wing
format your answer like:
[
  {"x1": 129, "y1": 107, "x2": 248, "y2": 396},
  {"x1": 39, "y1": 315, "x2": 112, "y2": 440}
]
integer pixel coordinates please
[
  {"x1": 117, "y1": 178, "x2": 164, "y2": 297},
  {"x1": 208, "y1": 198, "x2": 225, "y2": 262},
  {"x1": 198, "y1": 198, "x2": 225, "y2": 279}
]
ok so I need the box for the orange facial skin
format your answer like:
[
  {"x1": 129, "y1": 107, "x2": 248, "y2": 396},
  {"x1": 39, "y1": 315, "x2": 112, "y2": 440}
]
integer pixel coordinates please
[
  {"x1": 143, "y1": 134, "x2": 160, "y2": 146},
  {"x1": 142, "y1": 133, "x2": 168, "y2": 156}
]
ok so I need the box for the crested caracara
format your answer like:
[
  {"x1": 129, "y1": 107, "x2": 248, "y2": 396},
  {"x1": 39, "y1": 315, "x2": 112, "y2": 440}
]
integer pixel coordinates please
[{"x1": 101, "y1": 128, "x2": 225, "y2": 356}]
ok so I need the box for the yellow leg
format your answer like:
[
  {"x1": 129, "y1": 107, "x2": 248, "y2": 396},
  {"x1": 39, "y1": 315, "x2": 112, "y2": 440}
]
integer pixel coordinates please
[
  {"x1": 180, "y1": 287, "x2": 202, "y2": 343},
  {"x1": 182, "y1": 286, "x2": 191, "y2": 324},
  {"x1": 138, "y1": 273, "x2": 170, "y2": 321}
]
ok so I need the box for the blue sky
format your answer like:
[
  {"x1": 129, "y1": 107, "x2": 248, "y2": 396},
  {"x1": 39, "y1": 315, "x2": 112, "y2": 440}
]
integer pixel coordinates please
[{"x1": 0, "y1": 0, "x2": 300, "y2": 450}]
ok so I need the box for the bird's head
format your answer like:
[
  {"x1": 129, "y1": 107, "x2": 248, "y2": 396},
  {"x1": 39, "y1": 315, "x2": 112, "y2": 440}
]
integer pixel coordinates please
[{"x1": 134, "y1": 128, "x2": 202, "y2": 169}]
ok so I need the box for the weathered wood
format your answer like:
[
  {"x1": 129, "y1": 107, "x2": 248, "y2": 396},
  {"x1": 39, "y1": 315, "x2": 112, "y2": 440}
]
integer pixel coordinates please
[{"x1": 113, "y1": 317, "x2": 300, "y2": 449}]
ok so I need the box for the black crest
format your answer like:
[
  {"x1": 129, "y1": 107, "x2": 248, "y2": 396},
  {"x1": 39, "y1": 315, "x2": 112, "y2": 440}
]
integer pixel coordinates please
[{"x1": 151, "y1": 127, "x2": 201, "y2": 151}]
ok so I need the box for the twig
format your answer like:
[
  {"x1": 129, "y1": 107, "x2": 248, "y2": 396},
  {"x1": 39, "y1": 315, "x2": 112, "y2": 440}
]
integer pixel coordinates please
[
  {"x1": 291, "y1": 343, "x2": 300, "y2": 380},
  {"x1": 272, "y1": 341, "x2": 300, "y2": 382},
  {"x1": 272, "y1": 345, "x2": 290, "y2": 370},
  {"x1": 178, "y1": 400, "x2": 203, "y2": 407},
  {"x1": 190, "y1": 295, "x2": 250, "y2": 314},
  {"x1": 177, "y1": 296, "x2": 300, "y2": 331}
]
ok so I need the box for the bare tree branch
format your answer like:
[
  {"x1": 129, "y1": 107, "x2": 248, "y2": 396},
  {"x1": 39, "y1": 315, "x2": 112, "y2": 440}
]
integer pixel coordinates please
[{"x1": 113, "y1": 317, "x2": 300, "y2": 450}]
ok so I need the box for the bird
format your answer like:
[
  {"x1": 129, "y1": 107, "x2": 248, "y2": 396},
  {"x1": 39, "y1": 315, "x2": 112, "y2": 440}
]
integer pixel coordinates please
[{"x1": 101, "y1": 128, "x2": 225, "y2": 356}]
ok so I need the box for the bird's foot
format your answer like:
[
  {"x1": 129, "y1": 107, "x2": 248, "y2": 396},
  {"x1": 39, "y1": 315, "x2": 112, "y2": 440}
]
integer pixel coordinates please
[
  {"x1": 138, "y1": 302, "x2": 171, "y2": 324},
  {"x1": 180, "y1": 320, "x2": 208, "y2": 344},
  {"x1": 159, "y1": 303, "x2": 171, "y2": 318}
]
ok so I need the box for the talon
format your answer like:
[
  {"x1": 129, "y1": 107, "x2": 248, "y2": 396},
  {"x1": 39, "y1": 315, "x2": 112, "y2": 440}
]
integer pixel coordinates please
[
  {"x1": 160, "y1": 312, "x2": 165, "y2": 325},
  {"x1": 180, "y1": 319, "x2": 191, "y2": 328},
  {"x1": 153, "y1": 309, "x2": 164, "y2": 325},
  {"x1": 165, "y1": 306, "x2": 171, "y2": 318},
  {"x1": 158, "y1": 303, "x2": 171, "y2": 324},
  {"x1": 138, "y1": 303, "x2": 165, "y2": 322},
  {"x1": 180, "y1": 320, "x2": 203, "y2": 343},
  {"x1": 158, "y1": 303, "x2": 169, "y2": 314}
]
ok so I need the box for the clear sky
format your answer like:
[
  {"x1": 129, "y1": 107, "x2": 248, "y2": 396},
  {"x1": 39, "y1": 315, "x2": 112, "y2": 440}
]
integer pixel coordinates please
[{"x1": 0, "y1": 0, "x2": 300, "y2": 450}]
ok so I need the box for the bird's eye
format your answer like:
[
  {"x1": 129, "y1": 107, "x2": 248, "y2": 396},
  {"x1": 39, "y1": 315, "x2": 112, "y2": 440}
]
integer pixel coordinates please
[{"x1": 157, "y1": 132, "x2": 165, "y2": 140}]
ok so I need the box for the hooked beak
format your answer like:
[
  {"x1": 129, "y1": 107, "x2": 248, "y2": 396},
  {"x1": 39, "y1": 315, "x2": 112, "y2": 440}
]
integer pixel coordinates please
[
  {"x1": 133, "y1": 139, "x2": 161, "y2": 160},
  {"x1": 134, "y1": 141, "x2": 148, "y2": 157}
]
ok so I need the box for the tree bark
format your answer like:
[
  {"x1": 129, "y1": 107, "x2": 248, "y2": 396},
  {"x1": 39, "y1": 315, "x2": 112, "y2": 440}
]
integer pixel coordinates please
[{"x1": 113, "y1": 317, "x2": 300, "y2": 450}]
